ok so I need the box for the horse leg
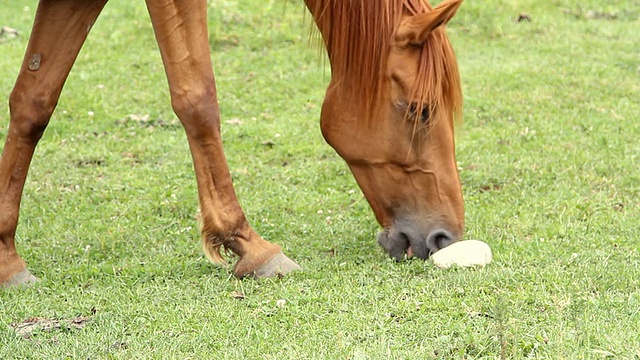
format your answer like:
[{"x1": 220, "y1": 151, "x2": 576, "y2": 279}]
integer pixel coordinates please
[
  {"x1": 0, "y1": 0, "x2": 108, "y2": 286},
  {"x1": 144, "y1": 0, "x2": 300, "y2": 278}
]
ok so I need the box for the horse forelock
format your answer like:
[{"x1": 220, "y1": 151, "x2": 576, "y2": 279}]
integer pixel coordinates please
[
  {"x1": 412, "y1": 26, "x2": 463, "y2": 125},
  {"x1": 309, "y1": 0, "x2": 462, "y2": 123}
]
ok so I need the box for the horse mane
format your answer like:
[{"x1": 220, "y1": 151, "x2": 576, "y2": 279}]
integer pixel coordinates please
[{"x1": 308, "y1": 0, "x2": 463, "y2": 122}]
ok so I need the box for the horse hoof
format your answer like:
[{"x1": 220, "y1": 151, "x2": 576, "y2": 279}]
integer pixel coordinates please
[
  {"x1": 2, "y1": 269, "x2": 38, "y2": 288},
  {"x1": 251, "y1": 252, "x2": 301, "y2": 278}
]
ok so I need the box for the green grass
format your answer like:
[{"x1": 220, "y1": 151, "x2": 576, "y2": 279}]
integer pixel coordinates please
[{"x1": 1, "y1": 0, "x2": 639, "y2": 358}]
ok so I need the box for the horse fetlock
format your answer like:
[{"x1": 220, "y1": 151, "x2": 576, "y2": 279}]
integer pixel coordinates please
[
  {"x1": 201, "y1": 231, "x2": 241, "y2": 265},
  {"x1": 201, "y1": 226, "x2": 296, "y2": 278}
]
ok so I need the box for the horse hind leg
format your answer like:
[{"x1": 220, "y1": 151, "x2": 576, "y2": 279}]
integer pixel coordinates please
[
  {"x1": 0, "y1": 0, "x2": 108, "y2": 287},
  {"x1": 145, "y1": 0, "x2": 300, "y2": 278}
]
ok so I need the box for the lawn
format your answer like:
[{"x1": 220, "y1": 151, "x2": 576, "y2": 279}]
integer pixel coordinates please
[{"x1": 1, "y1": 0, "x2": 639, "y2": 358}]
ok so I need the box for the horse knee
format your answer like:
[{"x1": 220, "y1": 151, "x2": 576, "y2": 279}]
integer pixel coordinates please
[
  {"x1": 8, "y1": 89, "x2": 56, "y2": 141},
  {"x1": 170, "y1": 88, "x2": 221, "y2": 140}
]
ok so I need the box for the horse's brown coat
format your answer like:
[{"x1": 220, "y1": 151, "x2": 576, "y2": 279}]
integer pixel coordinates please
[{"x1": 0, "y1": 0, "x2": 464, "y2": 285}]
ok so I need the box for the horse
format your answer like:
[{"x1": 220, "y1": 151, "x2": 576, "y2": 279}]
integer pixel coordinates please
[{"x1": 0, "y1": 0, "x2": 465, "y2": 286}]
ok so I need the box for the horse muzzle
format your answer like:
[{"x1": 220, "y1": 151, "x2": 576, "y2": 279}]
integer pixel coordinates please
[{"x1": 377, "y1": 219, "x2": 459, "y2": 260}]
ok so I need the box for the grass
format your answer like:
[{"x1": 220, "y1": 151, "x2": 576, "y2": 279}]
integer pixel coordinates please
[{"x1": 1, "y1": 0, "x2": 639, "y2": 358}]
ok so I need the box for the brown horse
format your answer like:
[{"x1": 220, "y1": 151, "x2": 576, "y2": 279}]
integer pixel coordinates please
[{"x1": 0, "y1": 0, "x2": 464, "y2": 286}]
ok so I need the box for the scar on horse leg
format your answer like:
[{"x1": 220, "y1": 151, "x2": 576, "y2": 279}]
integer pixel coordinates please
[{"x1": 145, "y1": 0, "x2": 300, "y2": 278}]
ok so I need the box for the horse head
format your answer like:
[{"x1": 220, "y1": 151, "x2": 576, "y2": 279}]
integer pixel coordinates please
[{"x1": 312, "y1": 0, "x2": 465, "y2": 260}]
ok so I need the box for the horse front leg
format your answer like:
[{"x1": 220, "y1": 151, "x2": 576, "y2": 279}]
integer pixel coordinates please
[
  {"x1": 0, "y1": 0, "x2": 109, "y2": 287},
  {"x1": 144, "y1": 0, "x2": 300, "y2": 278}
]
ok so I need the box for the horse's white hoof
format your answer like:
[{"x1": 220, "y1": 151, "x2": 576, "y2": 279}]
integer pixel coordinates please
[
  {"x1": 2, "y1": 269, "x2": 38, "y2": 288},
  {"x1": 252, "y1": 252, "x2": 302, "y2": 278}
]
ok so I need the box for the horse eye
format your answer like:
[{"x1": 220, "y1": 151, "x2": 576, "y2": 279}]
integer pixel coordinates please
[{"x1": 407, "y1": 103, "x2": 430, "y2": 124}]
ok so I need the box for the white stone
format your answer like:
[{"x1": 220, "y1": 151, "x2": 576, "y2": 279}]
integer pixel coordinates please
[{"x1": 431, "y1": 240, "x2": 492, "y2": 269}]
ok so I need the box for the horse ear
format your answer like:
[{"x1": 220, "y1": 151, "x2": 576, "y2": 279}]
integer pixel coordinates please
[{"x1": 395, "y1": 0, "x2": 463, "y2": 46}]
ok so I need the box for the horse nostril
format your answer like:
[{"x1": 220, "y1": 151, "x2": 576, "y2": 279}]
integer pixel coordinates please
[
  {"x1": 377, "y1": 230, "x2": 410, "y2": 261},
  {"x1": 379, "y1": 226, "x2": 458, "y2": 260},
  {"x1": 426, "y1": 229, "x2": 455, "y2": 256}
]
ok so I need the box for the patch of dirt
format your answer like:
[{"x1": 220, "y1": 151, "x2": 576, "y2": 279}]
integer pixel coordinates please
[
  {"x1": 563, "y1": 8, "x2": 624, "y2": 21},
  {"x1": 0, "y1": 26, "x2": 19, "y2": 42},
  {"x1": 75, "y1": 158, "x2": 106, "y2": 168},
  {"x1": 478, "y1": 182, "x2": 503, "y2": 193},
  {"x1": 516, "y1": 13, "x2": 532, "y2": 23},
  {"x1": 115, "y1": 114, "x2": 180, "y2": 130},
  {"x1": 231, "y1": 291, "x2": 246, "y2": 300},
  {"x1": 10, "y1": 316, "x2": 91, "y2": 338}
]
